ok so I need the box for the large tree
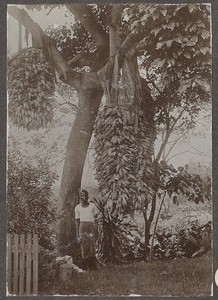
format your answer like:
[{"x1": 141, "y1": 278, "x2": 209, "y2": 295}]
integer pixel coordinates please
[{"x1": 7, "y1": 4, "x2": 211, "y2": 255}]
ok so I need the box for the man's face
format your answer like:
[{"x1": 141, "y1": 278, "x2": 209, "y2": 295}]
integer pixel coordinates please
[{"x1": 80, "y1": 191, "x2": 88, "y2": 204}]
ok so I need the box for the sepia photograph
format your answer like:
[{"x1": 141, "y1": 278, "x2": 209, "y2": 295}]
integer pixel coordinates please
[{"x1": 6, "y1": 3, "x2": 213, "y2": 297}]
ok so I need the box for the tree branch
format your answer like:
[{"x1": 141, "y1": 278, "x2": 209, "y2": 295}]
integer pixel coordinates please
[
  {"x1": 164, "y1": 129, "x2": 189, "y2": 160},
  {"x1": 183, "y1": 141, "x2": 211, "y2": 155},
  {"x1": 65, "y1": 4, "x2": 109, "y2": 48},
  {"x1": 69, "y1": 52, "x2": 97, "y2": 69},
  {"x1": 8, "y1": 6, "x2": 82, "y2": 90},
  {"x1": 168, "y1": 109, "x2": 185, "y2": 135},
  {"x1": 69, "y1": 49, "x2": 108, "y2": 71},
  {"x1": 119, "y1": 14, "x2": 159, "y2": 57},
  {"x1": 155, "y1": 130, "x2": 171, "y2": 164},
  {"x1": 167, "y1": 150, "x2": 211, "y2": 163},
  {"x1": 8, "y1": 6, "x2": 44, "y2": 47},
  {"x1": 55, "y1": 98, "x2": 78, "y2": 113},
  {"x1": 155, "y1": 108, "x2": 185, "y2": 163}
]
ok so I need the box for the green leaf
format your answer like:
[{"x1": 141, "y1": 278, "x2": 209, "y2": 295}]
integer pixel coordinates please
[
  {"x1": 188, "y1": 4, "x2": 196, "y2": 13},
  {"x1": 186, "y1": 40, "x2": 196, "y2": 47},
  {"x1": 167, "y1": 22, "x2": 175, "y2": 31},
  {"x1": 200, "y1": 47, "x2": 210, "y2": 55},
  {"x1": 162, "y1": 24, "x2": 167, "y2": 30},
  {"x1": 156, "y1": 41, "x2": 165, "y2": 50},
  {"x1": 148, "y1": 7, "x2": 156, "y2": 14},
  {"x1": 160, "y1": 8, "x2": 167, "y2": 16},
  {"x1": 195, "y1": 79, "x2": 211, "y2": 93},
  {"x1": 152, "y1": 27, "x2": 161, "y2": 36},
  {"x1": 174, "y1": 36, "x2": 182, "y2": 44},
  {"x1": 192, "y1": 35, "x2": 198, "y2": 43},
  {"x1": 152, "y1": 58, "x2": 165, "y2": 68},
  {"x1": 173, "y1": 5, "x2": 185, "y2": 15},
  {"x1": 152, "y1": 10, "x2": 160, "y2": 21},
  {"x1": 183, "y1": 51, "x2": 191, "y2": 59},
  {"x1": 201, "y1": 29, "x2": 210, "y2": 40},
  {"x1": 166, "y1": 40, "x2": 173, "y2": 47},
  {"x1": 168, "y1": 58, "x2": 175, "y2": 66}
]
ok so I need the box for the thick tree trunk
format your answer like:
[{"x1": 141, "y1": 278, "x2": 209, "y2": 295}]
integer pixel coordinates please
[{"x1": 58, "y1": 86, "x2": 103, "y2": 255}]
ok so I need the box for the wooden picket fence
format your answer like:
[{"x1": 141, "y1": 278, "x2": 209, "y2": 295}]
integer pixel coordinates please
[{"x1": 7, "y1": 233, "x2": 39, "y2": 295}]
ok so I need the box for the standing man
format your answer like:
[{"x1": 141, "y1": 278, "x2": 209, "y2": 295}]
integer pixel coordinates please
[{"x1": 75, "y1": 189, "x2": 98, "y2": 271}]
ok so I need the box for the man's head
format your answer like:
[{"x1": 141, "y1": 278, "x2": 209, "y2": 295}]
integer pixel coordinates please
[{"x1": 80, "y1": 189, "x2": 89, "y2": 205}]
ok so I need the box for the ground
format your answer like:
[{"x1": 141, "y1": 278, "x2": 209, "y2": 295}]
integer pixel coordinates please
[{"x1": 44, "y1": 252, "x2": 212, "y2": 296}]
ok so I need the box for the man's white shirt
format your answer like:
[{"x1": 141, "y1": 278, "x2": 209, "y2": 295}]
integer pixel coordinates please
[{"x1": 75, "y1": 202, "x2": 98, "y2": 222}]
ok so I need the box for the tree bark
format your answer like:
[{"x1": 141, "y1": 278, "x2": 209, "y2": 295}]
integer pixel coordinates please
[
  {"x1": 58, "y1": 83, "x2": 103, "y2": 255},
  {"x1": 65, "y1": 4, "x2": 109, "y2": 48}
]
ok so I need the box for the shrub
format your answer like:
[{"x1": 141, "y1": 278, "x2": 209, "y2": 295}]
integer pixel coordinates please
[
  {"x1": 149, "y1": 220, "x2": 212, "y2": 260},
  {"x1": 93, "y1": 198, "x2": 142, "y2": 263},
  {"x1": 7, "y1": 147, "x2": 58, "y2": 291}
]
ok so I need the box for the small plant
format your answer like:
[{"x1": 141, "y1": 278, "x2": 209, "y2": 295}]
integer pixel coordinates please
[
  {"x1": 147, "y1": 220, "x2": 212, "y2": 260},
  {"x1": 93, "y1": 198, "x2": 142, "y2": 263}
]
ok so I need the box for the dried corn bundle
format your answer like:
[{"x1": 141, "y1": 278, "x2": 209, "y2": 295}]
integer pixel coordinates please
[
  {"x1": 8, "y1": 47, "x2": 56, "y2": 130},
  {"x1": 95, "y1": 54, "x2": 156, "y2": 214}
]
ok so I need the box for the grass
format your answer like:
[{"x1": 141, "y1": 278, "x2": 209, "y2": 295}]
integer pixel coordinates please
[{"x1": 43, "y1": 253, "x2": 212, "y2": 296}]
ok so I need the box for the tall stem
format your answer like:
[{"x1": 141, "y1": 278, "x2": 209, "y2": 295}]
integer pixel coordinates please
[{"x1": 149, "y1": 191, "x2": 167, "y2": 261}]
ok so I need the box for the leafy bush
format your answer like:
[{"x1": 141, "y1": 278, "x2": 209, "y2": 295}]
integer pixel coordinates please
[
  {"x1": 93, "y1": 198, "x2": 141, "y2": 263},
  {"x1": 7, "y1": 147, "x2": 58, "y2": 290},
  {"x1": 91, "y1": 194, "x2": 212, "y2": 264},
  {"x1": 149, "y1": 220, "x2": 212, "y2": 260},
  {"x1": 158, "y1": 161, "x2": 212, "y2": 204}
]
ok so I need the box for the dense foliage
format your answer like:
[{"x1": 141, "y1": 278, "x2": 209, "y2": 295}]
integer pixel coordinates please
[
  {"x1": 158, "y1": 161, "x2": 212, "y2": 203},
  {"x1": 92, "y1": 158, "x2": 212, "y2": 263},
  {"x1": 93, "y1": 198, "x2": 141, "y2": 263},
  {"x1": 44, "y1": 4, "x2": 110, "y2": 61},
  {"x1": 129, "y1": 4, "x2": 211, "y2": 71},
  {"x1": 149, "y1": 220, "x2": 211, "y2": 260},
  {"x1": 8, "y1": 47, "x2": 55, "y2": 130},
  {"x1": 128, "y1": 4, "x2": 211, "y2": 161},
  {"x1": 7, "y1": 146, "x2": 58, "y2": 288},
  {"x1": 94, "y1": 106, "x2": 154, "y2": 215},
  {"x1": 94, "y1": 193, "x2": 211, "y2": 263},
  {"x1": 93, "y1": 4, "x2": 211, "y2": 252}
]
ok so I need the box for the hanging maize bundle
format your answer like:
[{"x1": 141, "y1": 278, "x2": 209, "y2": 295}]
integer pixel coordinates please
[
  {"x1": 94, "y1": 53, "x2": 156, "y2": 215},
  {"x1": 8, "y1": 47, "x2": 56, "y2": 131}
]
